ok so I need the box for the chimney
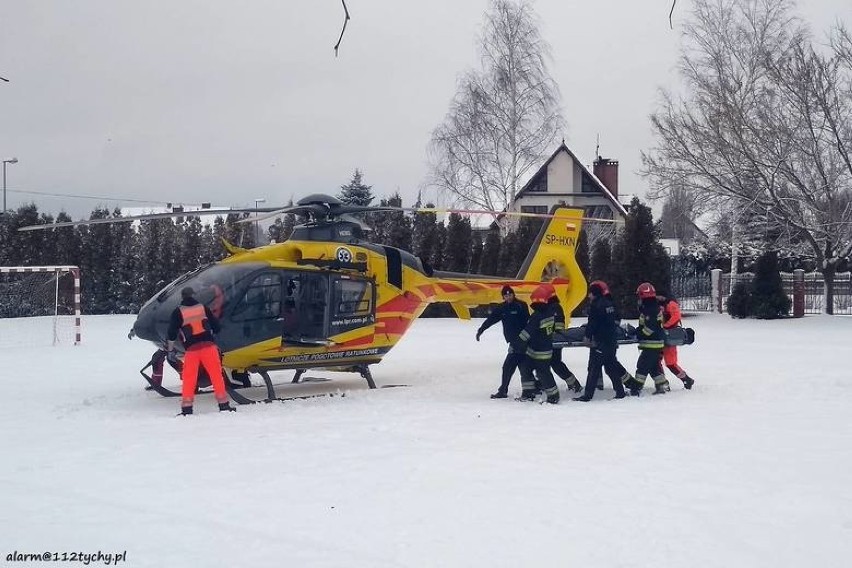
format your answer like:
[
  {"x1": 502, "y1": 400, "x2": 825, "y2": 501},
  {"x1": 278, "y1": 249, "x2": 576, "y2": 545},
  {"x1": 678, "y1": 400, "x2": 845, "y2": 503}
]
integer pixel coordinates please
[{"x1": 593, "y1": 157, "x2": 619, "y2": 198}]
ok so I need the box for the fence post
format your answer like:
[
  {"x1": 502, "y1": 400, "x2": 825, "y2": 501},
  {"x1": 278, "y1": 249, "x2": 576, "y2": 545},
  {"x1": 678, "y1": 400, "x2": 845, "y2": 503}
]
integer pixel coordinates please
[
  {"x1": 793, "y1": 269, "x2": 805, "y2": 318},
  {"x1": 711, "y1": 268, "x2": 723, "y2": 314}
]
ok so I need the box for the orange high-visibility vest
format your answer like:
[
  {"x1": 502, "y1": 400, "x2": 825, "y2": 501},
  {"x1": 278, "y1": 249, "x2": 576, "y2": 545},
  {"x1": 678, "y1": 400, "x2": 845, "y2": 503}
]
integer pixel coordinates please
[{"x1": 179, "y1": 304, "x2": 208, "y2": 337}]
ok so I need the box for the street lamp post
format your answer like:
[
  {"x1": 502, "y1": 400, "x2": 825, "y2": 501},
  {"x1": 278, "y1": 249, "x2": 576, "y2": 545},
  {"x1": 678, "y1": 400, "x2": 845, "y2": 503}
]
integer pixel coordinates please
[
  {"x1": 254, "y1": 198, "x2": 266, "y2": 244},
  {"x1": 2, "y1": 157, "x2": 18, "y2": 214}
]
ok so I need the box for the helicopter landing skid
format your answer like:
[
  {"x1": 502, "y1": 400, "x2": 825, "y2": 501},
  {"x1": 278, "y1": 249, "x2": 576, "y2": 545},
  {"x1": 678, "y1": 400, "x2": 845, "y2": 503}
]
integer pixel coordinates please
[
  {"x1": 141, "y1": 364, "x2": 255, "y2": 402},
  {"x1": 291, "y1": 365, "x2": 376, "y2": 389},
  {"x1": 141, "y1": 357, "x2": 380, "y2": 405},
  {"x1": 224, "y1": 365, "x2": 378, "y2": 405}
]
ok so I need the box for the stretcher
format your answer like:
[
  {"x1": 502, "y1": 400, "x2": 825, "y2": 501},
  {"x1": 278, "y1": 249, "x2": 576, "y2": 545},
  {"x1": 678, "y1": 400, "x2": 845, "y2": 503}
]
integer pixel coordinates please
[{"x1": 553, "y1": 324, "x2": 695, "y2": 349}]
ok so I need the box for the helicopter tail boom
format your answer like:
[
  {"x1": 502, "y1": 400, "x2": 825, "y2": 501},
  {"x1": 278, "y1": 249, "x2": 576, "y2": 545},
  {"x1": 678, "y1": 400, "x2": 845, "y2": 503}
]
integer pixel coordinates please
[{"x1": 411, "y1": 207, "x2": 586, "y2": 317}]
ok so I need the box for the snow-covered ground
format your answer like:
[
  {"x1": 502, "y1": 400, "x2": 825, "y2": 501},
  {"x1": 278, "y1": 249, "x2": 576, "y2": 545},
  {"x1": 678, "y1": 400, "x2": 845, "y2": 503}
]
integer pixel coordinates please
[{"x1": 2, "y1": 313, "x2": 851, "y2": 567}]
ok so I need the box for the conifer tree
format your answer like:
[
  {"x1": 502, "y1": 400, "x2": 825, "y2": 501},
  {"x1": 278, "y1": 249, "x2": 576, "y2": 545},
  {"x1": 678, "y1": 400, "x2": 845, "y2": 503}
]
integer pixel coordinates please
[
  {"x1": 432, "y1": 221, "x2": 448, "y2": 270},
  {"x1": 470, "y1": 235, "x2": 484, "y2": 275},
  {"x1": 589, "y1": 238, "x2": 613, "y2": 283},
  {"x1": 268, "y1": 198, "x2": 296, "y2": 243},
  {"x1": 198, "y1": 224, "x2": 221, "y2": 265},
  {"x1": 609, "y1": 197, "x2": 671, "y2": 318},
  {"x1": 179, "y1": 217, "x2": 202, "y2": 269},
  {"x1": 445, "y1": 213, "x2": 473, "y2": 272},
  {"x1": 6, "y1": 205, "x2": 45, "y2": 266},
  {"x1": 749, "y1": 250, "x2": 791, "y2": 319},
  {"x1": 499, "y1": 218, "x2": 543, "y2": 277},
  {"x1": 575, "y1": 230, "x2": 590, "y2": 281},
  {"x1": 371, "y1": 193, "x2": 412, "y2": 250},
  {"x1": 338, "y1": 169, "x2": 374, "y2": 206},
  {"x1": 223, "y1": 213, "x2": 254, "y2": 248},
  {"x1": 53, "y1": 212, "x2": 82, "y2": 268},
  {"x1": 267, "y1": 218, "x2": 286, "y2": 244},
  {"x1": 78, "y1": 207, "x2": 115, "y2": 313},
  {"x1": 281, "y1": 210, "x2": 296, "y2": 241},
  {"x1": 479, "y1": 226, "x2": 502, "y2": 275},
  {"x1": 137, "y1": 218, "x2": 175, "y2": 302},
  {"x1": 0, "y1": 213, "x2": 11, "y2": 265},
  {"x1": 111, "y1": 215, "x2": 139, "y2": 313},
  {"x1": 497, "y1": 231, "x2": 518, "y2": 277},
  {"x1": 412, "y1": 205, "x2": 439, "y2": 271}
]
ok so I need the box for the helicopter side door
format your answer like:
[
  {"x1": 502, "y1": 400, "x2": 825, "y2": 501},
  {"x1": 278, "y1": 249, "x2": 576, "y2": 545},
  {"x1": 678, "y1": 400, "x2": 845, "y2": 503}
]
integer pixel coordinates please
[
  {"x1": 280, "y1": 272, "x2": 375, "y2": 346},
  {"x1": 327, "y1": 274, "x2": 376, "y2": 343},
  {"x1": 281, "y1": 272, "x2": 330, "y2": 345}
]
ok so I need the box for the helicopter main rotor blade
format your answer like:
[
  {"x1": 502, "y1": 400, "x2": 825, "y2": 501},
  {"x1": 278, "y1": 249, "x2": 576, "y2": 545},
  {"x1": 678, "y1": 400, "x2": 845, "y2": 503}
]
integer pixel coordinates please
[
  {"x1": 243, "y1": 203, "x2": 412, "y2": 224},
  {"x1": 238, "y1": 203, "x2": 331, "y2": 224},
  {"x1": 17, "y1": 207, "x2": 280, "y2": 232},
  {"x1": 400, "y1": 207, "x2": 623, "y2": 223}
]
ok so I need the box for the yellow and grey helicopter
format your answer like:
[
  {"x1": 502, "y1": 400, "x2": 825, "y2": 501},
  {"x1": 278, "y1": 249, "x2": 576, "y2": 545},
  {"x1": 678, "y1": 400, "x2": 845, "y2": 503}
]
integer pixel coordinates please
[{"x1": 22, "y1": 194, "x2": 588, "y2": 403}]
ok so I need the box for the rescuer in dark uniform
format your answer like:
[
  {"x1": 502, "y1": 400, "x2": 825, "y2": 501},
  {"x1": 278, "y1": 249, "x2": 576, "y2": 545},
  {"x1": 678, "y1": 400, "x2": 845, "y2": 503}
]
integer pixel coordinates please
[
  {"x1": 167, "y1": 286, "x2": 236, "y2": 415},
  {"x1": 477, "y1": 285, "x2": 530, "y2": 399},
  {"x1": 625, "y1": 282, "x2": 669, "y2": 396},
  {"x1": 657, "y1": 290, "x2": 695, "y2": 389},
  {"x1": 547, "y1": 294, "x2": 583, "y2": 393},
  {"x1": 514, "y1": 283, "x2": 560, "y2": 404},
  {"x1": 573, "y1": 280, "x2": 630, "y2": 401}
]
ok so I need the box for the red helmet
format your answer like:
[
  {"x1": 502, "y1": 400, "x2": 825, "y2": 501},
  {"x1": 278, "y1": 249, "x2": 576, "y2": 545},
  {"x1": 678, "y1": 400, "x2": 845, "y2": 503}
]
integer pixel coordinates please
[
  {"x1": 531, "y1": 283, "x2": 556, "y2": 304},
  {"x1": 589, "y1": 280, "x2": 610, "y2": 296},
  {"x1": 636, "y1": 282, "x2": 656, "y2": 299}
]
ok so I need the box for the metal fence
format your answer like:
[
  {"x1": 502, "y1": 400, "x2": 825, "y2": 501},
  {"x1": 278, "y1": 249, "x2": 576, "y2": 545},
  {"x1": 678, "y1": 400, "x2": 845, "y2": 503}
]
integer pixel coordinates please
[
  {"x1": 670, "y1": 271, "x2": 852, "y2": 314},
  {"x1": 781, "y1": 272, "x2": 852, "y2": 315},
  {"x1": 670, "y1": 272, "x2": 713, "y2": 312}
]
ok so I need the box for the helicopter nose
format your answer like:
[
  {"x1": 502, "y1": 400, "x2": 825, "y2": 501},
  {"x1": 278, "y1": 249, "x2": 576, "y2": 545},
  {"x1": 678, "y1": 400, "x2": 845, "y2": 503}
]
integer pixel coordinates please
[{"x1": 133, "y1": 303, "x2": 164, "y2": 344}]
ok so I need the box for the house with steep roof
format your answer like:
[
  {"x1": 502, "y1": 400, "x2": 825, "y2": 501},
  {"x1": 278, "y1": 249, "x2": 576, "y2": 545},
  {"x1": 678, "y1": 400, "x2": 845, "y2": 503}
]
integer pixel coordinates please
[{"x1": 505, "y1": 142, "x2": 628, "y2": 228}]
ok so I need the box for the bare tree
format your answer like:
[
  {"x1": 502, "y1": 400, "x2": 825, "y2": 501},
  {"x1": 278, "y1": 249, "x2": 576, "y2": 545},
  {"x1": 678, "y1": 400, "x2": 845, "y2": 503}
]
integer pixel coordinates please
[
  {"x1": 643, "y1": 0, "x2": 852, "y2": 313},
  {"x1": 658, "y1": 185, "x2": 701, "y2": 241},
  {"x1": 428, "y1": 0, "x2": 564, "y2": 216}
]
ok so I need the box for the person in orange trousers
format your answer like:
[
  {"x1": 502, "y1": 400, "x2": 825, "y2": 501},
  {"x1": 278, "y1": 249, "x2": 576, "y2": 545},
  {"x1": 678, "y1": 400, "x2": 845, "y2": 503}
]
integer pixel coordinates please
[
  {"x1": 167, "y1": 286, "x2": 236, "y2": 415},
  {"x1": 656, "y1": 290, "x2": 695, "y2": 390}
]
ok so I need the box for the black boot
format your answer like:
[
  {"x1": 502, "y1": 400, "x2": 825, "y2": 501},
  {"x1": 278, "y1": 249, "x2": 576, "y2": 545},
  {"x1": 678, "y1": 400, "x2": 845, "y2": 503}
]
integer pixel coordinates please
[
  {"x1": 546, "y1": 394, "x2": 560, "y2": 404},
  {"x1": 683, "y1": 376, "x2": 695, "y2": 390},
  {"x1": 218, "y1": 402, "x2": 237, "y2": 412},
  {"x1": 573, "y1": 394, "x2": 592, "y2": 402},
  {"x1": 490, "y1": 391, "x2": 508, "y2": 399},
  {"x1": 179, "y1": 406, "x2": 193, "y2": 416},
  {"x1": 230, "y1": 372, "x2": 251, "y2": 388}
]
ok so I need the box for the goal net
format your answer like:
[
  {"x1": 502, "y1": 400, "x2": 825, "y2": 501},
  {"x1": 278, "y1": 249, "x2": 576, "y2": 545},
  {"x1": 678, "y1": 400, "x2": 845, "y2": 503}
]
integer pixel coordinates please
[{"x1": 0, "y1": 266, "x2": 81, "y2": 348}]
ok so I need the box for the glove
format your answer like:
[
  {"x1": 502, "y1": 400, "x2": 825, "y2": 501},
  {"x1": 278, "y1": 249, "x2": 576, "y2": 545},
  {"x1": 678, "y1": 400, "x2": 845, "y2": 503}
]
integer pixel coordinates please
[{"x1": 475, "y1": 329, "x2": 483, "y2": 342}]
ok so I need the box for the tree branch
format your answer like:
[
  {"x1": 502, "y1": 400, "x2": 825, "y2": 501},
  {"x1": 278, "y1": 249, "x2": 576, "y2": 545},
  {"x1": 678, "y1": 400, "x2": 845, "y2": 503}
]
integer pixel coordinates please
[{"x1": 333, "y1": 0, "x2": 351, "y2": 57}]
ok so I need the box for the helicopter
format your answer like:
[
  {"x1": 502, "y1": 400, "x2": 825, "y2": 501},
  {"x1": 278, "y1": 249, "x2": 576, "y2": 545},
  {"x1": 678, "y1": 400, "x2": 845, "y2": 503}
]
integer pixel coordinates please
[{"x1": 21, "y1": 194, "x2": 589, "y2": 404}]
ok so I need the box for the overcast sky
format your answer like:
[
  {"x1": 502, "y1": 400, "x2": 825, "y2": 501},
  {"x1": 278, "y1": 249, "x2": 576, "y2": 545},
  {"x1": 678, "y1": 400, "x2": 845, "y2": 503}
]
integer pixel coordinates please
[{"x1": 2, "y1": 0, "x2": 851, "y2": 219}]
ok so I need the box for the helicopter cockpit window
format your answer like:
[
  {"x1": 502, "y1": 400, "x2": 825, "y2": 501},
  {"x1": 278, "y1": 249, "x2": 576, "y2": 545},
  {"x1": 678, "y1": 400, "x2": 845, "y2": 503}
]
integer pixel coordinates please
[
  {"x1": 231, "y1": 272, "x2": 282, "y2": 322},
  {"x1": 334, "y1": 279, "x2": 371, "y2": 316}
]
